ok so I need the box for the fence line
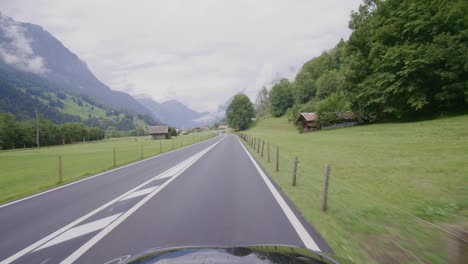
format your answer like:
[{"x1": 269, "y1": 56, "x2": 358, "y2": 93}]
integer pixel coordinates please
[
  {"x1": 238, "y1": 132, "x2": 459, "y2": 263},
  {"x1": 239, "y1": 132, "x2": 462, "y2": 242}
]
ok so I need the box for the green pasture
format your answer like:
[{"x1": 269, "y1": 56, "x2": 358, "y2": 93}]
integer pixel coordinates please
[
  {"x1": 241, "y1": 115, "x2": 468, "y2": 263},
  {"x1": 0, "y1": 132, "x2": 215, "y2": 204}
]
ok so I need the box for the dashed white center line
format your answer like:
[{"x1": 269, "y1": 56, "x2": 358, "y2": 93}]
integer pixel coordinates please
[
  {"x1": 34, "y1": 213, "x2": 122, "y2": 252},
  {"x1": 120, "y1": 186, "x2": 158, "y2": 201}
]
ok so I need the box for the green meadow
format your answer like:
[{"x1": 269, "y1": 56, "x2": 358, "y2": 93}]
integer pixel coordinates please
[
  {"x1": 0, "y1": 132, "x2": 215, "y2": 204},
  {"x1": 241, "y1": 115, "x2": 468, "y2": 263}
]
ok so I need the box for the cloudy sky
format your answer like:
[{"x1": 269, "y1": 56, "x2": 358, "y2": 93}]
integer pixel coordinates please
[{"x1": 1, "y1": 0, "x2": 361, "y2": 112}]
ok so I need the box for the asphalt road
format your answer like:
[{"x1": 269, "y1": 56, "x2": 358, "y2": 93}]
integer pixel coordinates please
[{"x1": 0, "y1": 134, "x2": 330, "y2": 264}]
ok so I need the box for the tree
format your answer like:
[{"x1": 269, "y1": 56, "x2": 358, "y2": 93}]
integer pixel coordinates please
[
  {"x1": 168, "y1": 127, "x2": 178, "y2": 138},
  {"x1": 0, "y1": 113, "x2": 18, "y2": 148},
  {"x1": 254, "y1": 87, "x2": 270, "y2": 117},
  {"x1": 269, "y1": 79, "x2": 294, "y2": 117},
  {"x1": 345, "y1": 0, "x2": 468, "y2": 119},
  {"x1": 316, "y1": 70, "x2": 344, "y2": 99},
  {"x1": 226, "y1": 94, "x2": 255, "y2": 130}
]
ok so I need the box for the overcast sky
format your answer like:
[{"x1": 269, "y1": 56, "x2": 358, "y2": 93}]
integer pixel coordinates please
[{"x1": 1, "y1": 0, "x2": 361, "y2": 112}]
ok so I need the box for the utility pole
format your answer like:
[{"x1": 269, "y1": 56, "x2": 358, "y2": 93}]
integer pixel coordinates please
[{"x1": 35, "y1": 110, "x2": 40, "y2": 147}]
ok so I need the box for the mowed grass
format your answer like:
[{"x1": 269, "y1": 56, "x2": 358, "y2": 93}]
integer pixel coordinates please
[
  {"x1": 0, "y1": 132, "x2": 215, "y2": 204},
  {"x1": 241, "y1": 115, "x2": 468, "y2": 263}
]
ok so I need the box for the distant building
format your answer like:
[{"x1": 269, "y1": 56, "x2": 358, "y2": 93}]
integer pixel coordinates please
[
  {"x1": 218, "y1": 125, "x2": 228, "y2": 130},
  {"x1": 149, "y1": 126, "x2": 169, "y2": 140},
  {"x1": 297, "y1": 112, "x2": 318, "y2": 133}
]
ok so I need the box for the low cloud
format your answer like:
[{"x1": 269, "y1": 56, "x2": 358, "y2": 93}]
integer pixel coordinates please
[
  {"x1": 0, "y1": 1, "x2": 362, "y2": 112},
  {"x1": 0, "y1": 13, "x2": 47, "y2": 75}
]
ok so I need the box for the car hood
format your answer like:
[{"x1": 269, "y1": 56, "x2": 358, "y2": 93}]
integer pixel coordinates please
[{"x1": 123, "y1": 245, "x2": 352, "y2": 264}]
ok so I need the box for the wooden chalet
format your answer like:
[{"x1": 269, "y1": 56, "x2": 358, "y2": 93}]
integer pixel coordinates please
[
  {"x1": 149, "y1": 125, "x2": 169, "y2": 140},
  {"x1": 297, "y1": 112, "x2": 318, "y2": 133}
]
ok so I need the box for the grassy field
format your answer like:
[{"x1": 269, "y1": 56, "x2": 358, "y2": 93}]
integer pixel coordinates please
[
  {"x1": 240, "y1": 115, "x2": 468, "y2": 263},
  {"x1": 0, "y1": 132, "x2": 215, "y2": 204}
]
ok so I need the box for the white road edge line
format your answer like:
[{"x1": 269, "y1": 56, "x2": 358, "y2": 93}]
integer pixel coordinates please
[
  {"x1": 60, "y1": 137, "x2": 224, "y2": 264},
  {"x1": 0, "y1": 135, "x2": 221, "y2": 209},
  {"x1": 236, "y1": 136, "x2": 321, "y2": 251},
  {"x1": 0, "y1": 136, "x2": 225, "y2": 264}
]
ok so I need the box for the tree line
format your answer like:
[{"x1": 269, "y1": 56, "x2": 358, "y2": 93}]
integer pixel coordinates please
[
  {"x1": 0, "y1": 113, "x2": 105, "y2": 150},
  {"x1": 253, "y1": 0, "x2": 467, "y2": 130}
]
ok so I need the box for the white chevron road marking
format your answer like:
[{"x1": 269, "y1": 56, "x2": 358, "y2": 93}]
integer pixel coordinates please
[
  {"x1": 120, "y1": 186, "x2": 158, "y2": 201},
  {"x1": 34, "y1": 213, "x2": 122, "y2": 252}
]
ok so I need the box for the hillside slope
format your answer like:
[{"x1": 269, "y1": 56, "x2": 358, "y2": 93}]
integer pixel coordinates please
[
  {"x1": 137, "y1": 97, "x2": 208, "y2": 128},
  {"x1": 242, "y1": 116, "x2": 468, "y2": 263},
  {"x1": 0, "y1": 13, "x2": 157, "y2": 128}
]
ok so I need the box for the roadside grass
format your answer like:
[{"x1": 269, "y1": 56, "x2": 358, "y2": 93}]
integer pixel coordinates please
[
  {"x1": 240, "y1": 115, "x2": 468, "y2": 263},
  {"x1": 0, "y1": 132, "x2": 216, "y2": 204}
]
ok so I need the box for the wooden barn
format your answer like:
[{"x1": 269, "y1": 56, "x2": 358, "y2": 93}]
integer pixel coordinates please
[
  {"x1": 149, "y1": 126, "x2": 169, "y2": 140},
  {"x1": 297, "y1": 112, "x2": 318, "y2": 133}
]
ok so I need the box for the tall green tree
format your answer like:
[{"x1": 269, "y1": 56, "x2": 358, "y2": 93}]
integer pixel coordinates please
[
  {"x1": 269, "y1": 79, "x2": 294, "y2": 117},
  {"x1": 345, "y1": 0, "x2": 468, "y2": 119},
  {"x1": 226, "y1": 94, "x2": 255, "y2": 130}
]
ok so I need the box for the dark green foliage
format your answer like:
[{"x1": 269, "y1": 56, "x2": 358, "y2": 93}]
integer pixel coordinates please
[
  {"x1": 316, "y1": 70, "x2": 344, "y2": 99},
  {"x1": 269, "y1": 79, "x2": 294, "y2": 117},
  {"x1": 261, "y1": 0, "x2": 467, "y2": 129},
  {"x1": 168, "y1": 127, "x2": 178, "y2": 138},
  {"x1": 345, "y1": 0, "x2": 468, "y2": 119},
  {"x1": 226, "y1": 94, "x2": 255, "y2": 130},
  {"x1": 0, "y1": 113, "x2": 104, "y2": 149},
  {"x1": 315, "y1": 93, "x2": 352, "y2": 126}
]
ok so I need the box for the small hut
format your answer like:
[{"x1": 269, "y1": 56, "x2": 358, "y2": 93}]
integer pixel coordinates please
[
  {"x1": 297, "y1": 112, "x2": 318, "y2": 133},
  {"x1": 149, "y1": 126, "x2": 169, "y2": 140}
]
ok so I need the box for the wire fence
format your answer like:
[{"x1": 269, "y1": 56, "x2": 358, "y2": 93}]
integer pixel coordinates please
[
  {"x1": 0, "y1": 132, "x2": 217, "y2": 204},
  {"x1": 238, "y1": 133, "x2": 467, "y2": 264}
]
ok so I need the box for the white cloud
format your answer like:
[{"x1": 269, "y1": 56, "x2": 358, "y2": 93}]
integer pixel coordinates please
[
  {"x1": 0, "y1": 0, "x2": 362, "y2": 112},
  {"x1": 0, "y1": 13, "x2": 48, "y2": 75}
]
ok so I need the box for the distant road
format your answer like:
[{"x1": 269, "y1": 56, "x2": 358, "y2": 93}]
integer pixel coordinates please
[{"x1": 0, "y1": 134, "x2": 330, "y2": 264}]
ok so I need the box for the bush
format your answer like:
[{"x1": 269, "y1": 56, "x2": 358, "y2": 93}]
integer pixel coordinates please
[{"x1": 316, "y1": 93, "x2": 351, "y2": 126}]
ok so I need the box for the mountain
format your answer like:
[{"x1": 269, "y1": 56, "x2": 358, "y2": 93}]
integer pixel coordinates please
[
  {"x1": 136, "y1": 96, "x2": 209, "y2": 128},
  {"x1": 0, "y1": 13, "x2": 158, "y2": 129}
]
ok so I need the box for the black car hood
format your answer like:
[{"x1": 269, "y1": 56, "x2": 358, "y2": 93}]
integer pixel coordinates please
[{"x1": 124, "y1": 245, "x2": 351, "y2": 264}]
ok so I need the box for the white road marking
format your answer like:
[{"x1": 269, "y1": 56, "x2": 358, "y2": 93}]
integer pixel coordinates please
[
  {"x1": 60, "y1": 138, "x2": 224, "y2": 264},
  {"x1": 33, "y1": 214, "x2": 122, "y2": 251},
  {"x1": 119, "y1": 186, "x2": 158, "y2": 201},
  {"x1": 0, "y1": 135, "x2": 220, "y2": 209},
  {"x1": 236, "y1": 136, "x2": 321, "y2": 251},
  {"x1": 0, "y1": 136, "x2": 225, "y2": 264}
]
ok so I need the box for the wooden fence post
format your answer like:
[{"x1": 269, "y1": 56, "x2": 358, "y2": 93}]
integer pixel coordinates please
[
  {"x1": 159, "y1": 140, "x2": 162, "y2": 153},
  {"x1": 257, "y1": 138, "x2": 260, "y2": 154},
  {"x1": 322, "y1": 164, "x2": 330, "y2": 212},
  {"x1": 261, "y1": 140, "x2": 264, "y2": 157},
  {"x1": 267, "y1": 142, "x2": 270, "y2": 163},
  {"x1": 172, "y1": 138, "x2": 174, "y2": 150},
  {"x1": 254, "y1": 138, "x2": 256, "y2": 150},
  {"x1": 113, "y1": 146, "x2": 116, "y2": 167},
  {"x1": 292, "y1": 156, "x2": 298, "y2": 186},
  {"x1": 58, "y1": 155, "x2": 62, "y2": 183},
  {"x1": 276, "y1": 146, "x2": 279, "y2": 172},
  {"x1": 141, "y1": 144, "x2": 144, "y2": 159}
]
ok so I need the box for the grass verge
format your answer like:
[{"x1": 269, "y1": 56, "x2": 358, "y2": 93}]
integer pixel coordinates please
[
  {"x1": 240, "y1": 115, "x2": 468, "y2": 263},
  {"x1": 0, "y1": 132, "x2": 216, "y2": 204}
]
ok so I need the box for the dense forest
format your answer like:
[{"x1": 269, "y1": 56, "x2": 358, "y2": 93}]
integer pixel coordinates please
[
  {"x1": 256, "y1": 0, "x2": 467, "y2": 129},
  {"x1": 0, "y1": 113, "x2": 105, "y2": 149}
]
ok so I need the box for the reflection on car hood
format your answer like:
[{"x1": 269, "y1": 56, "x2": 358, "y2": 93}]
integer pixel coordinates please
[{"x1": 124, "y1": 245, "x2": 352, "y2": 264}]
